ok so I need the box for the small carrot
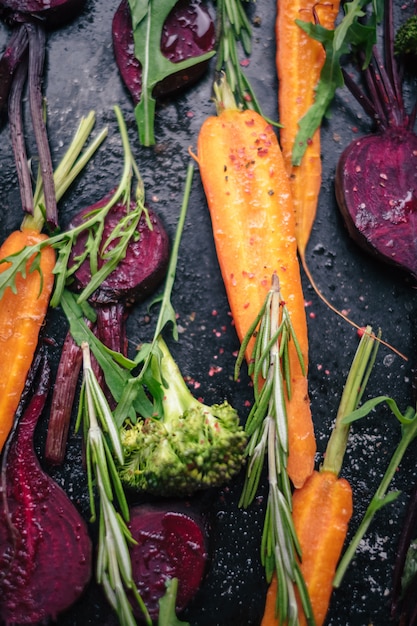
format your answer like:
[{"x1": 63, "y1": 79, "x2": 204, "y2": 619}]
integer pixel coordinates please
[
  {"x1": 0, "y1": 229, "x2": 55, "y2": 451},
  {"x1": 193, "y1": 76, "x2": 315, "y2": 489},
  {"x1": 276, "y1": 0, "x2": 340, "y2": 262},
  {"x1": 261, "y1": 326, "x2": 379, "y2": 626}
]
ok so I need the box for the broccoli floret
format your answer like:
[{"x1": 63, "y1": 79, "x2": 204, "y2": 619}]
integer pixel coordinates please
[
  {"x1": 118, "y1": 336, "x2": 247, "y2": 497},
  {"x1": 394, "y1": 15, "x2": 417, "y2": 64}
]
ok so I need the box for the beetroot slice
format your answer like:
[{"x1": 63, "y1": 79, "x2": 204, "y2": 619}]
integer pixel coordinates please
[
  {"x1": 0, "y1": 355, "x2": 92, "y2": 624},
  {"x1": 0, "y1": 0, "x2": 86, "y2": 28},
  {"x1": 128, "y1": 504, "x2": 207, "y2": 621},
  {"x1": 112, "y1": 0, "x2": 215, "y2": 104},
  {"x1": 335, "y1": 127, "x2": 417, "y2": 279},
  {"x1": 69, "y1": 196, "x2": 170, "y2": 306}
]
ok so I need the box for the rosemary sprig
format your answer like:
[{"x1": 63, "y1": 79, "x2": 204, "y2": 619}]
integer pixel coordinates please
[
  {"x1": 78, "y1": 342, "x2": 151, "y2": 626},
  {"x1": 236, "y1": 273, "x2": 313, "y2": 626}
]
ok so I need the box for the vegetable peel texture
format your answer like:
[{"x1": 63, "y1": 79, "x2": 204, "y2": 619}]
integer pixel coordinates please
[{"x1": 196, "y1": 107, "x2": 315, "y2": 489}]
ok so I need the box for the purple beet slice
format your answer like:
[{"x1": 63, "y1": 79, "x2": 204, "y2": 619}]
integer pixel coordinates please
[
  {"x1": 128, "y1": 503, "x2": 208, "y2": 622},
  {"x1": 0, "y1": 354, "x2": 92, "y2": 623},
  {"x1": 112, "y1": 0, "x2": 216, "y2": 104},
  {"x1": 336, "y1": 127, "x2": 417, "y2": 279},
  {"x1": 335, "y1": 0, "x2": 417, "y2": 281},
  {"x1": 0, "y1": 0, "x2": 86, "y2": 29}
]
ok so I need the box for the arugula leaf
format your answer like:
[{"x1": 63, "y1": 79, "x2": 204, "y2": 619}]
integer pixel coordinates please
[
  {"x1": 292, "y1": 0, "x2": 382, "y2": 165},
  {"x1": 158, "y1": 579, "x2": 190, "y2": 626},
  {"x1": 128, "y1": 0, "x2": 215, "y2": 146}
]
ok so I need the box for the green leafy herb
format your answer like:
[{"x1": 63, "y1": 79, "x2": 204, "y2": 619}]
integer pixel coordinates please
[
  {"x1": 158, "y1": 579, "x2": 190, "y2": 626},
  {"x1": 236, "y1": 273, "x2": 313, "y2": 626},
  {"x1": 334, "y1": 393, "x2": 417, "y2": 587},
  {"x1": 78, "y1": 342, "x2": 152, "y2": 626},
  {"x1": 127, "y1": 0, "x2": 215, "y2": 146},
  {"x1": 292, "y1": 0, "x2": 383, "y2": 165}
]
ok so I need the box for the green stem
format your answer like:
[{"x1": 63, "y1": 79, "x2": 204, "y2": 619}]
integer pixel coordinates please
[
  {"x1": 334, "y1": 414, "x2": 417, "y2": 587},
  {"x1": 322, "y1": 327, "x2": 379, "y2": 475},
  {"x1": 22, "y1": 112, "x2": 107, "y2": 232}
]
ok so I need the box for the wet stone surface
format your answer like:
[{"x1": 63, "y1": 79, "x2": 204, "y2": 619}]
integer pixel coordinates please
[{"x1": 1, "y1": 1, "x2": 417, "y2": 625}]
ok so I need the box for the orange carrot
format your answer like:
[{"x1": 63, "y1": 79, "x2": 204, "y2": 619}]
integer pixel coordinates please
[
  {"x1": 261, "y1": 326, "x2": 378, "y2": 626},
  {"x1": 276, "y1": 0, "x2": 340, "y2": 262},
  {"x1": 0, "y1": 228, "x2": 55, "y2": 451},
  {"x1": 194, "y1": 78, "x2": 315, "y2": 489}
]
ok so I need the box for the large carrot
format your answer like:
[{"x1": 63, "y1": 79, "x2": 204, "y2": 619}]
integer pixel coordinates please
[
  {"x1": 261, "y1": 327, "x2": 379, "y2": 626},
  {"x1": 276, "y1": 0, "x2": 340, "y2": 262},
  {"x1": 194, "y1": 77, "x2": 315, "y2": 489}
]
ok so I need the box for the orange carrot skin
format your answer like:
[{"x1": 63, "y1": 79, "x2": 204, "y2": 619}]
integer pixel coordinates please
[
  {"x1": 0, "y1": 228, "x2": 55, "y2": 451},
  {"x1": 261, "y1": 471, "x2": 352, "y2": 626},
  {"x1": 196, "y1": 108, "x2": 315, "y2": 489},
  {"x1": 276, "y1": 0, "x2": 340, "y2": 259}
]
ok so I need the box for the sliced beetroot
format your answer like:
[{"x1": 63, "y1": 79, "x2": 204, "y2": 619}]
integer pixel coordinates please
[
  {"x1": 335, "y1": 127, "x2": 417, "y2": 279},
  {"x1": 0, "y1": 353, "x2": 92, "y2": 623},
  {"x1": 335, "y1": 0, "x2": 417, "y2": 281},
  {"x1": 128, "y1": 503, "x2": 208, "y2": 622},
  {"x1": 69, "y1": 196, "x2": 170, "y2": 306},
  {"x1": 0, "y1": 0, "x2": 86, "y2": 29},
  {"x1": 112, "y1": 0, "x2": 216, "y2": 104}
]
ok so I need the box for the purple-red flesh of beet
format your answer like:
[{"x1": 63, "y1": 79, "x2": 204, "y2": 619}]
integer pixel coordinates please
[
  {"x1": 112, "y1": 0, "x2": 215, "y2": 104},
  {"x1": 0, "y1": 354, "x2": 92, "y2": 624},
  {"x1": 335, "y1": 127, "x2": 417, "y2": 279},
  {"x1": 0, "y1": 0, "x2": 86, "y2": 29},
  {"x1": 335, "y1": 0, "x2": 417, "y2": 281},
  {"x1": 128, "y1": 504, "x2": 207, "y2": 622}
]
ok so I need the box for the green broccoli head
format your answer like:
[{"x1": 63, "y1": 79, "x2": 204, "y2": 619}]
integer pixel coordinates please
[
  {"x1": 394, "y1": 15, "x2": 417, "y2": 62},
  {"x1": 118, "y1": 337, "x2": 247, "y2": 497}
]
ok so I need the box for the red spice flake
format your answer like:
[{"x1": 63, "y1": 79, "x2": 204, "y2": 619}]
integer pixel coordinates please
[
  {"x1": 213, "y1": 329, "x2": 222, "y2": 338},
  {"x1": 357, "y1": 326, "x2": 367, "y2": 338},
  {"x1": 243, "y1": 302, "x2": 250, "y2": 309},
  {"x1": 242, "y1": 270, "x2": 255, "y2": 279},
  {"x1": 309, "y1": 311, "x2": 316, "y2": 319},
  {"x1": 243, "y1": 93, "x2": 253, "y2": 102},
  {"x1": 304, "y1": 299, "x2": 313, "y2": 307},
  {"x1": 211, "y1": 309, "x2": 218, "y2": 317},
  {"x1": 219, "y1": 347, "x2": 224, "y2": 355},
  {"x1": 232, "y1": 350, "x2": 239, "y2": 357},
  {"x1": 245, "y1": 118, "x2": 255, "y2": 127},
  {"x1": 355, "y1": 165, "x2": 362, "y2": 173},
  {"x1": 221, "y1": 325, "x2": 227, "y2": 332},
  {"x1": 306, "y1": 137, "x2": 313, "y2": 146},
  {"x1": 317, "y1": 364, "x2": 323, "y2": 371},
  {"x1": 186, "y1": 110, "x2": 194, "y2": 118},
  {"x1": 325, "y1": 369, "x2": 330, "y2": 376},
  {"x1": 351, "y1": 126, "x2": 358, "y2": 133},
  {"x1": 257, "y1": 147, "x2": 269, "y2": 157},
  {"x1": 240, "y1": 58, "x2": 250, "y2": 67},
  {"x1": 151, "y1": 194, "x2": 159, "y2": 202},
  {"x1": 208, "y1": 365, "x2": 223, "y2": 377},
  {"x1": 261, "y1": 278, "x2": 269, "y2": 287},
  {"x1": 244, "y1": 400, "x2": 252, "y2": 407}
]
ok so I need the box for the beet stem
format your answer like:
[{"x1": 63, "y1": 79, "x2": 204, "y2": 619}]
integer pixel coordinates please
[
  {"x1": 26, "y1": 22, "x2": 58, "y2": 228},
  {"x1": 0, "y1": 25, "x2": 29, "y2": 119},
  {"x1": 8, "y1": 45, "x2": 33, "y2": 214}
]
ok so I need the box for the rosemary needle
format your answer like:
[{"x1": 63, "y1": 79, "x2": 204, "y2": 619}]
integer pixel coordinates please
[{"x1": 237, "y1": 273, "x2": 313, "y2": 626}]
